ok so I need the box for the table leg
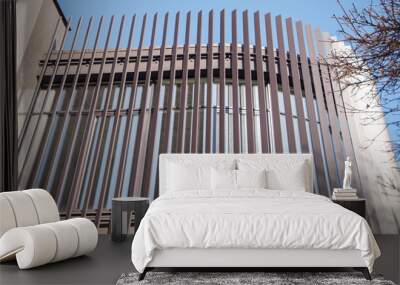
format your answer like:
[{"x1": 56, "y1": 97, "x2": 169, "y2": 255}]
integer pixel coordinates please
[{"x1": 112, "y1": 201, "x2": 123, "y2": 242}]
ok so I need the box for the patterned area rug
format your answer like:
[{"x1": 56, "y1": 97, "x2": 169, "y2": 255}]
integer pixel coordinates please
[{"x1": 116, "y1": 271, "x2": 395, "y2": 285}]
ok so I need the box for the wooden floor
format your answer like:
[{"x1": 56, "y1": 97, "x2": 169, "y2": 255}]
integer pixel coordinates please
[{"x1": 0, "y1": 235, "x2": 398, "y2": 285}]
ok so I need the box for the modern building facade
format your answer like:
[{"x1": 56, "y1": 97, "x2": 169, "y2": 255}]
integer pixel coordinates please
[{"x1": 17, "y1": 10, "x2": 400, "y2": 233}]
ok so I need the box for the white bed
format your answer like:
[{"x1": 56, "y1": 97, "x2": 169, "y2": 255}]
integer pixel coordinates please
[{"x1": 131, "y1": 154, "x2": 380, "y2": 280}]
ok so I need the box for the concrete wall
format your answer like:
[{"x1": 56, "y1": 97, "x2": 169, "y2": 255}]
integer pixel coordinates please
[
  {"x1": 16, "y1": 0, "x2": 66, "y2": 172},
  {"x1": 330, "y1": 40, "x2": 400, "y2": 234},
  {"x1": 16, "y1": 0, "x2": 66, "y2": 135},
  {"x1": 16, "y1": 0, "x2": 42, "y2": 71}
]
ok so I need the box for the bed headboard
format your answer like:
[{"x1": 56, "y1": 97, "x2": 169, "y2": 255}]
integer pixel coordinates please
[{"x1": 159, "y1": 154, "x2": 314, "y2": 195}]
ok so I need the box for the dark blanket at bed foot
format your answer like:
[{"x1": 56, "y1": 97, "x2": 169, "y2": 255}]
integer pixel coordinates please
[{"x1": 116, "y1": 271, "x2": 394, "y2": 285}]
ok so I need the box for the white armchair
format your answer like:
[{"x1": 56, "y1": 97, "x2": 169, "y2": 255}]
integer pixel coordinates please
[{"x1": 0, "y1": 189, "x2": 98, "y2": 269}]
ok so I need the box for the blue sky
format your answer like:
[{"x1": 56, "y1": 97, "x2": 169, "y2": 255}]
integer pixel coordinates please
[
  {"x1": 58, "y1": 0, "x2": 367, "y2": 36},
  {"x1": 58, "y1": 0, "x2": 398, "y2": 149},
  {"x1": 58, "y1": 0, "x2": 370, "y2": 48}
]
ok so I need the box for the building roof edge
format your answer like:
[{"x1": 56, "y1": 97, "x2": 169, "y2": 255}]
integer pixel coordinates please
[{"x1": 53, "y1": 0, "x2": 68, "y2": 27}]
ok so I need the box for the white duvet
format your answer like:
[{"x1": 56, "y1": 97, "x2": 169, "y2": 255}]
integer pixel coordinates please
[{"x1": 131, "y1": 190, "x2": 380, "y2": 272}]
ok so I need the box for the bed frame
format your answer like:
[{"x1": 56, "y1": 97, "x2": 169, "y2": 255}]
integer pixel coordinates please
[
  {"x1": 139, "y1": 154, "x2": 372, "y2": 281},
  {"x1": 138, "y1": 248, "x2": 370, "y2": 280}
]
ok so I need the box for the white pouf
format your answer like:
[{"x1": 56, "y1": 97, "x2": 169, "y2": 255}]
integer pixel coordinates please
[{"x1": 0, "y1": 189, "x2": 98, "y2": 269}]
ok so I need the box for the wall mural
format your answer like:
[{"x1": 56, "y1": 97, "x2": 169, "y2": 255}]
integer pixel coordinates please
[{"x1": 16, "y1": 11, "x2": 399, "y2": 233}]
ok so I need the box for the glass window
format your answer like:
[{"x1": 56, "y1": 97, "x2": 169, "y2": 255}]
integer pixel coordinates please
[
  {"x1": 280, "y1": 114, "x2": 289, "y2": 153},
  {"x1": 293, "y1": 117, "x2": 302, "y2": 153},
  {"x1": 122, "y1": 85, "x2": 132, "y2": 109},
  {"x1": 239, "y1": 84, "x2": 248, "y2": 153},
  {"x1": 302, "y1": 96, "x2": 308, "y2": 120},
  {"x1": 290, "y1": 93, "x2": 297, "y2": 117}
]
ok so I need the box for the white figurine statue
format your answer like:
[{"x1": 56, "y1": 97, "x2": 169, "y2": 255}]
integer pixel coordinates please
[{"x1": 342, "y1": 156, "x2": 352, "y2": 189}]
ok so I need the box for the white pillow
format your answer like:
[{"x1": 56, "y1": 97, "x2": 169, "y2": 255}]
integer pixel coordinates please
[
  {"x1": 211, "y1": 168, "x2": 236, "y2": 190},
  {"x1": 266, "y1": 162, "x2": 307, "y2": 191},
  {"x1": 167, "y1": 162, "x2": 212, "y2": 191},
  {"x1": 236, "y1": 169, "x2": 268, "y2": 189},
  {"x1": 237, "y1": 159, "x2": 308, "y2": 191}
]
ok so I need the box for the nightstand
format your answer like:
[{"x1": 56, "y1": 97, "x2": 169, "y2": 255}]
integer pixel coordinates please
[
  {"x1": 111, "y1": 197, "x2": 149, "y2": 242},
  {"x1": 332, "y1": 198, "x2": 366, "y2": 218}
]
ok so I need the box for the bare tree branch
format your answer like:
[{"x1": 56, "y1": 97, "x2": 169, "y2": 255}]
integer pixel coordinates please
[{"x1": 331, "y1": 0, "x2": 400, "y2": 161}]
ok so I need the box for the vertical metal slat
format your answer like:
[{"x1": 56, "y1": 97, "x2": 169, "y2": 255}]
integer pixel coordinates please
[
  {"x1": 276, "y1": 15, "x2": 296, "y2": 153},
  {"x1": 218, "y1": 9, "x2": 225, "y2": 153},
  {"x1": 265, "y1": 13, "x2": 283, "y2": 153},
  {"x1": 176, "y1": 12, "x2": 191, "y2": 153},
  {"x1": 142, "y1": 13, "x2": 169, "y2": 198},
  {"x1": 242, "y1": 10, "x2": 255, "y2": 153},
  {"x1": 191, "y1": 11, "x2": 202, "y2": 153},
  {"x1": 44, "y1": 17, "x2": 103, "y2": 206},
  {"x1": 305, "y1": 24, "x2": 338, "y2": 191},
  {"x1": 315, "y1": 27, "x2": 345, "y2": 180},
  {"x1": 97, "y1": 15, "x2": 136, "y2": 201},
  {"x1": 89, "y1": 15, "x2": 129, "y2": 222},
  {"x1": 114, "y1": 14, "x2": 147, "y2": 199},
  {"x1": 205, "y1": 10, "x2": 213, "y2": 153},
  {"x1": 231, "y1": 10, "x2": 240, "y2": 153},
  {"x1": 254, "y1": 11, "x2": 270, "y2": 153},
  {"x1": 286, "y1": 17, "x2": 309, "y2": 153},
  {"x1": 18, "y1": 17, "x2": 72, "y2": 187},
  {"x1": 129, "y1": 13, "x2": 158, "y2": 198},
  {"x1": 30, "y1": 17, "x2": 93, "y2": 189},
  {"x1": 159, "y1": 12, "x2": 180, "y2": 155},
  {"x1": 296, "y1": 20, "x2": 328, "y2": 194},
  {"x1": 64, "y1": 16, "x2": 115, "y2": 218},
  {"x1": 79, "y1": 15, "x2": 125, "y2": 225},
  {"x1": 323, "y1": 32, "x2": 362, "y2": 193}
]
